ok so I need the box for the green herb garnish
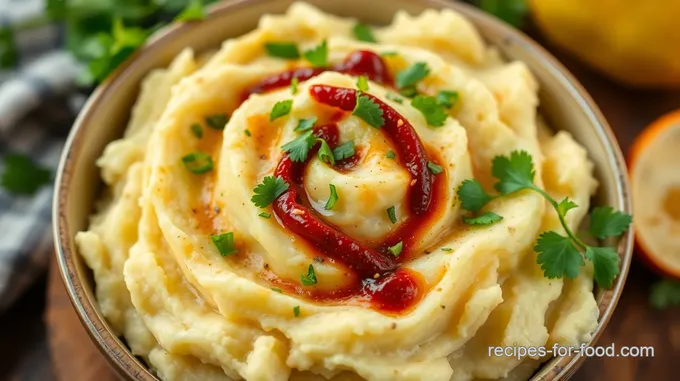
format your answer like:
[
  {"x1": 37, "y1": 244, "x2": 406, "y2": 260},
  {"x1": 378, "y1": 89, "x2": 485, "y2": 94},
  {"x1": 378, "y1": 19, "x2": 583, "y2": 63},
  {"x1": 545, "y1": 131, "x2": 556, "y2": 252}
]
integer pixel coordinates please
[
  {"x1": 175, "y1": 0, "x2": 206, "y2": 21},
  {"x1": 396, "y1": 62, "x2": 430, "y2": 90},
  {"x1": 270, "y1": 99, "x2": 293, "y2": 121},
  {"x1": 251, "y1": 176, "x2": 289, "y2": 208},
  {"x1": 303, "y1": 40, "x2": 327, "y2": 67},
  {"x1": 387, "y1": 206, "x2": 397, "y2": 224},
  {"x1": 386, "y1": 150, "x2": 396, "y2": 159},
  {"x1": 210, "y1": 232, "x2": 237, "y2": 256},
  {"x1": 295, "y1": 116, "x2": 317, "y2": 132},
  {"x1": 300, "y1": 264, "x2": 318, "y2": 286},
  {"x1": 353, "y1": 94, "x2": 384, "y2": 128},
  {"x1": 317, "y1": 139, "x2": 335, "y2": 165},
  {"x1": 463, "y1": 211, "x2": 503, "y2": 226},
  {"x1": 386, "y1": 92, "x2": 404, "y2": 104},
  {"x1": 332, "y1": 141, "x2": 355, "y2": 161},
  {"x1": 456, "y1": 150, "x2": 632, "y2": 287},
  {"x1": 357, "y1": 75, "x2": 369, "y2": 92},
  {"x1": 205, "y1": 113, "x2": 229, "y2": 130},
  {"x1": 190, "y1": 123, "x2": 203, "y2": 138},
  {"x1": 411, "y1": 95, "x2": 448, "y2": 127},
  {"x1": 265, "y1": 42, "x2": 300, "y2": 59},
  {"x1": 181, "y1": 152, "x2": 213, "y2": 174},
  {"x1": 291, "y1": 77, "x2": 299, "y2": 94},
  {"x1": 293, "y1": 306, "x2": 301, "y2": 316},
  {"x1": 436, "y1": 90, "x2": 459, "y2": 109},
  {"x1": 258, "y1": 212, "x2": 271, "y2": 219},
  {"x1": 427, "y1": 161, "x2": 443, "y2": 175},
  {"x1": 325, "y1": 184, "x2": 338, "y2": 210},
  {"x1": 282, "y1": 130, "x2": 316, "y2": 162},
  {"x1": 388, "y1": 241, "x2": 403, "y2": 257},
  {"x1": 352, "y1": 23, "x2": 377, "y2": 42},
  {"x1": 244, "y1": 129, "x2": 251, "y2": 137}
]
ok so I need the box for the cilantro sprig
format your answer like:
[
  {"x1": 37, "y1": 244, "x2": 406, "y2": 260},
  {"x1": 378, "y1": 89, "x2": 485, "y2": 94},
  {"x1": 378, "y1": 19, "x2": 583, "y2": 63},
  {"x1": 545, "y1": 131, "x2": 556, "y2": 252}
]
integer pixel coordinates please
[
  {"x1": 353, "y1": 94, "x2": 384, "y2": 128},
  {"x1": 251, "y1": 176, "x2": 289, "y2": 208},
  {"x1": 456, "y1": 150, "x2": 632, "y2": 288},
  {"x1": 411, "y1": 95, "x2": 448, "y2": 127},
  {"x1": 300, "y1": 264, "x2": 318, "y2": 286},
  {"x1": 352, "y1": 23, "x2": 376, "y2": 43},
  {"x1": 303, "y1": 40, "x2": 328, "y2": 67}
]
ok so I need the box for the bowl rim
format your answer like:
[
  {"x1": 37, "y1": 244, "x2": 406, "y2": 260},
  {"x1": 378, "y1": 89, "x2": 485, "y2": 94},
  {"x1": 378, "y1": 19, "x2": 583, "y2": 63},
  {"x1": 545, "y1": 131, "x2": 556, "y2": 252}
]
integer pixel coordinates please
[{"x1": 52, "y1": 0, "x2": 634, "y2": 380}]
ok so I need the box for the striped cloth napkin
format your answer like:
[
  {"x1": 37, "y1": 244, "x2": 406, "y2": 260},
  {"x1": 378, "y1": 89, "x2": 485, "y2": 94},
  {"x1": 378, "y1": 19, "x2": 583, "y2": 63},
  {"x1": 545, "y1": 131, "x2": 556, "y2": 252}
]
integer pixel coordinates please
[{"x1": 0, "y1": 0, "x2": 83, "y2": 312}]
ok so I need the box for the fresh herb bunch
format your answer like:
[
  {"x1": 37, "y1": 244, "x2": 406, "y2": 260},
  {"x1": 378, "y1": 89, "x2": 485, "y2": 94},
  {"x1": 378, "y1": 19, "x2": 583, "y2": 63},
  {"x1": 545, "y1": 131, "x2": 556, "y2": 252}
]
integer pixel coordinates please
[
  {"x1": 43, "y1": 0, "x2": 217, "y2": 84},
  {"x1": 457, "y1": 150, "x2": 632, "y2": 288}
]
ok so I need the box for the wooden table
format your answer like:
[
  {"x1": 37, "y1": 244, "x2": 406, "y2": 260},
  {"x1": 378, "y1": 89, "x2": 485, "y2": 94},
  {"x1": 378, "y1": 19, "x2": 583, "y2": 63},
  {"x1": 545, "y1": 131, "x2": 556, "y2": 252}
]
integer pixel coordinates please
[{"x1": 1, "y1": 30, "x2": 679, "y2": 381}]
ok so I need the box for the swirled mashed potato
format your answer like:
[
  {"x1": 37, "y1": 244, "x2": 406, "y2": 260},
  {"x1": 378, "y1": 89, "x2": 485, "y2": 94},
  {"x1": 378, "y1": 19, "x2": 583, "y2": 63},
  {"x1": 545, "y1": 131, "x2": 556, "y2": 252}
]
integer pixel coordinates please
[{"x1": 76, "y1": 3, "x2": 600, "y2": 381}]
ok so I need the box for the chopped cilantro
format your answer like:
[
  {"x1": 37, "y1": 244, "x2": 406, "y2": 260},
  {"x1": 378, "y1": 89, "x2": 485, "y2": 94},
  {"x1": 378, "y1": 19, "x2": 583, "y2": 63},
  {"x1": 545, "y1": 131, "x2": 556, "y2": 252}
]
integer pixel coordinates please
[
  {"x1": 352, "y1": 23, "x2": 377, "y2": 42},
  {"x1": 411, "y1": 95, "x2": 448, "y2": 127},
  {"x1": 300, "y1": 264, "x2": 317, "y2": 286},
  {"x1": 244, "y1": 129, "x2": 251, "y2": 137},
  {"x1": 332, "y1": 141, "x2": 355, "y2": 161},
  {"x1": 387, "y1": 206, "x2": 397, "y2": 224},
  {"x1": 205, "y1": 113, "x2": 229, "y2": 130},
  {"x1": 386, "y1": 92, "x2": 403, "y2": 104},
  {"x1": 251, "y1": 176, "x2": 289, "y2": 208},
  {"x1": 181, "y1": 152, "x2": 213, "y2": 174},
  {"x1": 293, "y1": 306, "x2": 301, "y2": 316},
  {"x1": 303, "y1": 40, "x2": 328, "y2": 67},
  {"x1": 388, "y1": 241, "x2": 403, "y2": 257},
  {"x1": 190, "y1": 123, "x2": 203, "y2": 138},
  {"x1": 265, "y1": 42, "x2": 300, "y2": 59},
  {"x1": 282, "y1": 130, "x2": 316, "y2": 162},
  {"x1": 325, "y1": 184, "x2": 338, "y2": 210},
  {"x1": 270, "y1": 99, "x2": 293, "y2": 121},
  {"x1": 427, "y1": 161, "x2": 443, "y2": 175},
  {"x1": 386, "y1": 150, "x2": 396, "y2": 159},
  {"x1": 290, "y1": 77, "x2": 299, "y2": 94},
  {"x1": 463, "y1": 211, "x2": 503, "y2": 226},
  {"x1": 353, "y1": 94, "x2": 384, "y2": 128},
  {"x1": 295, "y1": 116, "x2": 317, "y2": 132},
  {"x1": 436, "y1": 90, "x2": 459, "y2": 108},
  {"x1": 395, "y1": 62, "x2": 430, "y2": 90},
  {"x1": 210, "y1": 232, "x2": 237, "y2": 256},
  {"x1": 317, "y1": 139, "x2": 335, "y2": 165},
  {"x1": 258, "y1": 212, "x2": 271, "y2": 219}
]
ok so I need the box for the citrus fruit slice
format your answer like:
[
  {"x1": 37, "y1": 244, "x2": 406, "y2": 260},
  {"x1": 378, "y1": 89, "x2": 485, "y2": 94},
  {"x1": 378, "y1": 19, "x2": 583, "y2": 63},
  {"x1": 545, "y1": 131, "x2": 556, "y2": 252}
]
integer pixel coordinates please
[{"x1": 629, "y1": 110, "x2": 680, "y2": 279}]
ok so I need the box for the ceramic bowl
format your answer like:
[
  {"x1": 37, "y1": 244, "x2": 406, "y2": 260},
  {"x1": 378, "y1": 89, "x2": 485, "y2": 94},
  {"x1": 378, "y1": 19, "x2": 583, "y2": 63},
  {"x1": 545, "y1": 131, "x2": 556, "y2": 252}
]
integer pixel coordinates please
[{"x1": 53, "y1": 0, "x2": 634, "y2": 380}]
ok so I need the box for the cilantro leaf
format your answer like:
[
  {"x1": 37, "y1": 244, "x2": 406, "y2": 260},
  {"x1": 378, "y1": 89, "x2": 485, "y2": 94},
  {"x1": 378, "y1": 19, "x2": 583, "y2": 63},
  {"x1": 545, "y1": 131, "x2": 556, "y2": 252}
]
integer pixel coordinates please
[
  {"x1": 270, "y1": 99, "x2": 293, "y2": 121},
  {"x1": 353, "y1": 94, "x2": 384, "y2": 128},
  {"x1": 387, "y1": 206, "x2": 397, "y2": 223},
  {"x1": 386, "y1": 92, "x2": 403, "y2": 104},
  {"x1": 317, "y1": 139, "x2": 335, "y2": 165},
  {"x1": 411, "y1": 95, "x2": 447, "y2": 127},
  {"x1": 300, "y1": 264, "x2": 317, "y2": 286},
  {"x1": 0, "y1": 27, "x2": 18, "y2": 68},
  {"x1": 457, "y1": 179, "x2": 494, "y2": 212},
  {"x1": 244, "y1": 129, "x2": 251, "y2": 137},
  {"x1": 589, "y1": 206, "x2": 633, "y2": 239},
  {"x1": 352, "y1": 23, "x2": 376, "y2": 43},
  {"x1": 557, "y1": 197, "x2": 578, "y2": 216},
  {"x1": 650, "y1": 279, "x2": 680, "y2": 309},
  {"x1": 205, "y1": 113, "x2": 228, "y2": 130},
  {"x1": 293, "y1": 305, "x2": 301, "y2": 316},
  {"x1": 282, "y1": 130, "x2": 316, "y2": 162},
  {"x1": 427, "y1": 161, "x2": 444, "y2": 175},
  {"x1": 492, "y1": 150, "x2": 535, "y2": 194},
  {"x1": 535, "y1": 231, "x2": 584, "y2": 279},
  {"x1": 399, "y1": 86, "x2": 418, "y2": 98},
  {"x1": 190, "y1": 123, "x2": 203, "y2": 138},
  {"x1": 251, "y1": 176, "x2": 289, "y2": 208},
  {"x1": 357, "y1": 75, "x2": 369, "y2": 92},
  {"x1": 210, "y1": 232, "x2": 237, "y2": 256},
  {"x1": 585, "y1": 246, "x2": 620, "y2": 288},
  {"x1": 290, "y1": 77, "x2": 299, "y2": 94},
  {"x1": 325, "y1": 184, "x2": 339, "y2": 210},
  {"x1": 396, "y1": 62, "x2": 430, "y2": 90},
  {"x1": 437, "y1": 90, "x2": 459, "y2": 108},
  {"x1": 181, "y1": 152, "x2": 213, "y2": 174},
  {"x1": 265, "y1": 42, "x2": 300, "y2": 59},
  {"x1": 332, "y1": 141, "x2": 355, "y2": 161},
  {"x1": 388, "y1": 241, "x2": 403, "y2": 257},
  {"x1": 303, "y1": 40, "x2": 327, "y2": 67},
  {"x1": 463, "y1": 211, "x2": 503, "y2": 226},
  {"x1": 0, "y1": 154, "x2": 52, "y2": 195},
  {"x1": 385, "y1": 150, "x2": 396, "y2": 159},
  {"x1": 258, "y1": 212, "x2": 271, "y2": 219},
  {"x1": 295, "y1": 116, "x2": 317, "y2": 132},
  {"x1": 175, "y1": 0, "x2": 206, "y2": 21}
]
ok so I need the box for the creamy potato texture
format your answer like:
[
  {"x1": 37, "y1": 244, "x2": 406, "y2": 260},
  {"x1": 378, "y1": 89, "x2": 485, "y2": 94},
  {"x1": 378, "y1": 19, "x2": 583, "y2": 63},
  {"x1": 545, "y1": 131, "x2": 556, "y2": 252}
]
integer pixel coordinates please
[{"x1": 76, "y1": 3, "x2": 600, "y2": 381}]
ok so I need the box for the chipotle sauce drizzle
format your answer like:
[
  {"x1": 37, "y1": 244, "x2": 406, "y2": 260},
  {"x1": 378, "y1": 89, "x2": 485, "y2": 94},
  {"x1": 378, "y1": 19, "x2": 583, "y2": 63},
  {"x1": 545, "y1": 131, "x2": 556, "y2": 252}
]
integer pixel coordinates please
[{"x1": 245, "y1": 50, "x2": 445, "y2": 313}]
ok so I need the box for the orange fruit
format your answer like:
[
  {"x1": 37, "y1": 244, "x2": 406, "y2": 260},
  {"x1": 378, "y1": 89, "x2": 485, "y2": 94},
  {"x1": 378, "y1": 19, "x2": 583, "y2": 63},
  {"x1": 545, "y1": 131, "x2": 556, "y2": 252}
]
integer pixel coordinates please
[{"x1": 629, "y1": 110, "x2": 680, "y2": 280}]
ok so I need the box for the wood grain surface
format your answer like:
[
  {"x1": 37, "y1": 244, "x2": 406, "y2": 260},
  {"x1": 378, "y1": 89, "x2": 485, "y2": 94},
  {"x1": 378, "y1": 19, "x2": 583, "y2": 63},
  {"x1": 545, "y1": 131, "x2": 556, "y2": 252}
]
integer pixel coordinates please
[{"x1": 41, "y1": 28, "x2": 680, "y2": 381}]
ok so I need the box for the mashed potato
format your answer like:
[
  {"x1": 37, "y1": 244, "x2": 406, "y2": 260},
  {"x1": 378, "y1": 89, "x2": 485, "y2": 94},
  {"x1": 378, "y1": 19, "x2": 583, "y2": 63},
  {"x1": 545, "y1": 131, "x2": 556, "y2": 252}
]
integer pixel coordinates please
[{"x1": 76, "y1": 3, "x2": 600, "y2": 380}]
